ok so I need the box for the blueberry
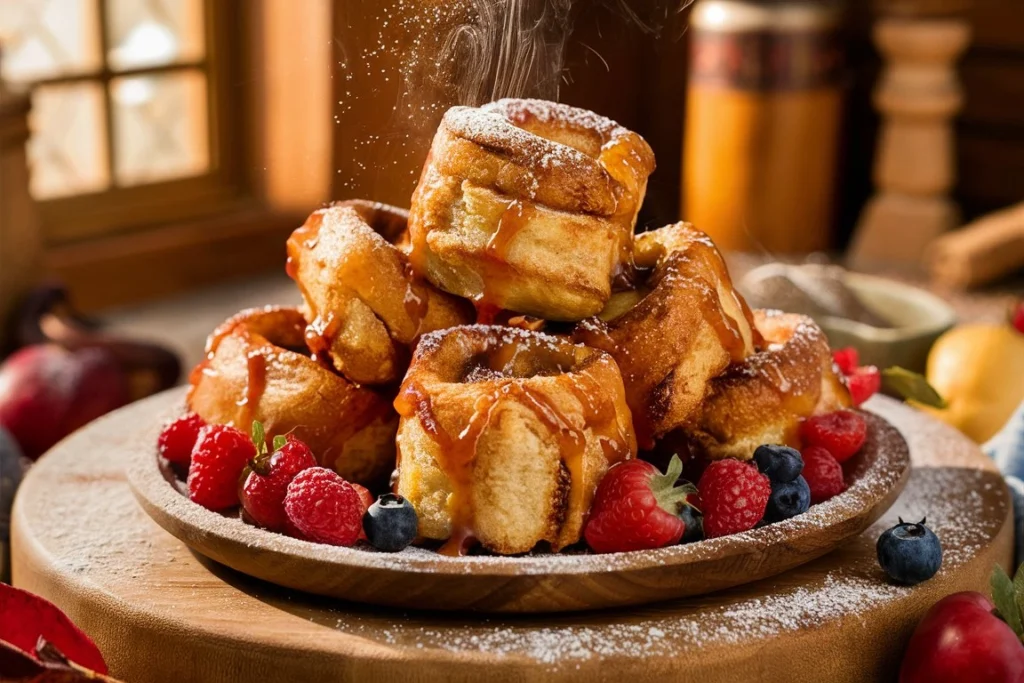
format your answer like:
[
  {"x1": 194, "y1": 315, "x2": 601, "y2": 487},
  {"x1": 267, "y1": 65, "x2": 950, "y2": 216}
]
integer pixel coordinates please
[
  {"x1": 678, "y1": 505, "x2": 704, "y2": 544},
  {"x1": 764, "y1": 476, "x2": 811, "y2": 523},
  {"x1": 753, "y1": 445, "x2": 803, "y2": 483},
  {"x1": 363, "y1": 493, "x2": 418, "y2": 552},
  {"x1": 876, "y1": 518, "x2": 943, "y2": 585}
]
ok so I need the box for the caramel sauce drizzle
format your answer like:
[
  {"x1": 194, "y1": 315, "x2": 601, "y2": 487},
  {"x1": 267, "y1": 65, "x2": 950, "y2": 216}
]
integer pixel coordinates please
[
  {"x1": 473, "y1": 300, "x2": 503, "y2": 326},
  {"x1": 285, "y1": 211, "x2": 341, "y2": 367},
  {"x1": 237, "y1": 349, "x2": 268, "y2": 426},
  {"x1": 188, "y1": 320, "x2": 269, "y2": 428},
  {"x1": 401, "y1": 261, "x2": 430, "y2": 339},
  {"x1": 682, "y1": 239, "x2": 761, "y2": 363},
  {"x1": 395, "y1": 349, "x2": 633, "y2": 555},
  {"x1": 467, "y1": 199, "x2": 538, "y2": 324},
  {"x1": 601, "y1": 137, "x2": 647, "y2": 292},
  {"x1": 395, "y1": 380, "x2": 500, "y2": 556},
  {"x1": 486, "y1": 199, "x2": 532, "y2": 262},
  {"x1": 304, "y1": 314, "x2": 340, "y2": 366}
]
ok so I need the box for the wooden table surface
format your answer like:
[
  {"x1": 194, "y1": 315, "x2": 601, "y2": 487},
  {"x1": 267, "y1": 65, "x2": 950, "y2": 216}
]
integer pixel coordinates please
[{"x1": 10, "y1": 394, "x2": 1013, "y2": 683}]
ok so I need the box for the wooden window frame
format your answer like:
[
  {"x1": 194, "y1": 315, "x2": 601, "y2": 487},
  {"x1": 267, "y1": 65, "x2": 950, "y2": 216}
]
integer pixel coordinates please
[
  {"x1": 32, "y1": 1, "x2": 247, "y2": 246},
  {"x1": 0, "y1": 0, "x2": 334, "y2": 312}
]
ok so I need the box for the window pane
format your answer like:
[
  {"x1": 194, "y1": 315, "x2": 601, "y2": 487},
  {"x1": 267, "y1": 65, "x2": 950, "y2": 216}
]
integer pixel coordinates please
[
  {"x1": 111, "y1": 69, "x2": 208, "y2": 185},
  {"x1": 28, "y1": 81, "x2": 109, "y2": 199},
  {"x1": 0, "y1": 0, "x2": 102, "y2": 83},
  {"x1": 106, "y1": 0, "x2": 204, "y2": 71}
]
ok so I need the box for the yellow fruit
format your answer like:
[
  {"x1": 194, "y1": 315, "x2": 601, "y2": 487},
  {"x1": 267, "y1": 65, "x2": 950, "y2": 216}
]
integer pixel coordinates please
[{"x1": 916, "y1": 324, "x2": 1024, "y2": 443}]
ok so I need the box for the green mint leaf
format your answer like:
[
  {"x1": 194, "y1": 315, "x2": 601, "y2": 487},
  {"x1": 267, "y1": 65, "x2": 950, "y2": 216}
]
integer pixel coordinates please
[
  {"x1": 1012, "y1": 563, "x2": 1024, "y2": 624},
  {"x1": 273, "y1": 435, "x2": 287, "y2": 451},
  {"x1": 991, "y1": 565, "x2": 1024, "y2": 638},
  {"x1": 250, "y1": 420, "x2": 267, "y2": 456},
  {"x1": 882, "y1": 367, "x2": 948, "y2": 409}
]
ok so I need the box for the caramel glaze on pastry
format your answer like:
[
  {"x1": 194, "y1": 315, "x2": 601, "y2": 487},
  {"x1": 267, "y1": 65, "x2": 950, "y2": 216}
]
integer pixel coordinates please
[
  {"x1": 393, "y1": 325, "x2": 637, "y2": 555},
  {"x1": 688, "y1": 309, "x2": 852, "y2": 460},
  {"x1": 187, "y1": 307, "x2": 398, "y2": 485},
  {"x1": 574, "y1": 223, "x2": 761, "y2": 449},
  {"x1": 408, "y1": 98, "x2": 656, "y2": 321},
  {"x1": 286, "y1": 200, "x2": 474, "y2": 385}
]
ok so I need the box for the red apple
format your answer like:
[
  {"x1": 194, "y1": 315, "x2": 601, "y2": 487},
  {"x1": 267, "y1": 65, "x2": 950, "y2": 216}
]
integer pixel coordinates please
[
  {"x1": 900, "y1": 591, "x2": 1024, "y2": 683},
  {"x1": 0, "y1": 344, "x2": 129, "y2": 460}
]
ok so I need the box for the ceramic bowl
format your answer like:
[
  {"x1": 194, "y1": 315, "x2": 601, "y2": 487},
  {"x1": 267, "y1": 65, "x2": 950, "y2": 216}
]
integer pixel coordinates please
[{"x1": 817, "y1": 273, "x2": 956, "y2": 372}]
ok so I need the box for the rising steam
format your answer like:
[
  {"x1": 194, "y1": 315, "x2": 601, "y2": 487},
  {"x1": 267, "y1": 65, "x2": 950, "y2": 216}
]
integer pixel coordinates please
[
  {"x1": 438, "y1": 0, "x2": 575, "y2": 105},
  {"x1": 334, "y1": 0, "x2": 690, "y2": 193}
]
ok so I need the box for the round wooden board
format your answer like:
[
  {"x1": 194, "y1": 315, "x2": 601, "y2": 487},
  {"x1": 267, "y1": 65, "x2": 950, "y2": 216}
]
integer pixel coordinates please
[
  {"x1": 124, "y1": 390, "x2": 910, "y2": 613},
  {"x1": 11, "y1": 394, "x2": 1013, "y2": 683}
]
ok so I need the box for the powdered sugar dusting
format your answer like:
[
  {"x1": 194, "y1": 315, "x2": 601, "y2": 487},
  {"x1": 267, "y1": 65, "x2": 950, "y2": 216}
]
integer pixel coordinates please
[
  {"x1": 302, "y1": 462, "x2": 1005, "y2": 670},
  {"x1": 16, "y1": 393, "x2": 1010, "y2": 675}
]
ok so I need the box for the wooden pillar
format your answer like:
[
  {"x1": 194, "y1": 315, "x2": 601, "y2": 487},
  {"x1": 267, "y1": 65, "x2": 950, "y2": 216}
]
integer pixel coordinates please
[
  {"x1": 0, "y1": 62, "x2": 42, "y2": 350},
  {"x1": 848, "y1": 16, "x2": 970, "y2": 268}
]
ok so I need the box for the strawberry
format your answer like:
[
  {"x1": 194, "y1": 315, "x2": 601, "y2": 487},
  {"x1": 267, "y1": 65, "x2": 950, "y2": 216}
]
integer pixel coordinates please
[
  {"x1": 240, "y1": 429, "x2": 317, "y2": 533},
  {"x1": 832, "y1": 346, "x2": 880, "y2": 406},
  {"x1": 846, "y1": 365, "x2": 881, "y2": 407},
  {"x1": 284, "y1": 467, "x2": 363, "y2": 546},
  {"x1": 800, "y1": 410, "x2": 867, "y2": 463},
  {"x1": 157, "y1": 412, "x2": 206, "y2": 465},
  {"x1": 801, "y1": 446, "x2": 846, "y2": 503},
  {"x1": 352, "y1": 483, "x2": 374, "y2": 541},
  {"x1": 352, "y1": 483, "x2": 374, "y2": 513},
  {"x1": 832, "y1": 347, "x2": 860, "y2": 376},
  {"x1": 584, "y1": 454, "x2": 697, "y2": 554},
  {"x1": 698, "y1": 459, "x2": 771, "y2": 538},
  {"x1": 187, "y1": 424, "x2": 255, "y2": 510}
]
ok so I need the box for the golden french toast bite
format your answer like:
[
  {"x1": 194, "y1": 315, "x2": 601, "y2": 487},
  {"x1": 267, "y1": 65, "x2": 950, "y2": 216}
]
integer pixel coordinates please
[
  {"x1": 575, "y1": 223, "x2": 760, "y2": 448},
  {"x1": 187, "y1": 306, "x2": 397, "y2": 485},
  {"x1": 408, "y1": 98, "x2": 655, "y2": 321},
  {"x1": 688, "y1": 309, "x2": 852, "y2": 460},
  {"x1": 286, "y1": 200, "x2": 474, "y2": 385},
  {"x1": 393, "y1": 325, "x2": 636, "y2": 555}
]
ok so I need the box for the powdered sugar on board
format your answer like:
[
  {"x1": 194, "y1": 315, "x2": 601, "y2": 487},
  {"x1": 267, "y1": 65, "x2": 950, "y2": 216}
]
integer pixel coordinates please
[
  {"x1": 279, "y1": 463, "x2": 1006, "y2": 669},
  {"x1": 14, "y1": 392, "x2": 1011, "y2": 675}
]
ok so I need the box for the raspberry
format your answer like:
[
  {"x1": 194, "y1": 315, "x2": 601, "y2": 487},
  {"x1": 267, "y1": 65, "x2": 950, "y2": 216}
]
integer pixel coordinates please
[
  {"x1": 187, "y1": 425, "x2": 255, "y2": 510},
  {"x1": 832, "y1": 347, "x2": 860, "y2": 376},
  {"x1": 1012, "y1": 301, "x2": 1024, "y2": 335},
  {"x1": 800, "y1": 410, "x2": 867, "y2": 463},
  {"x1": 698, "y1": 459, "x2": 771, "y2": 538},
  {"x1": 584, "y1": 455, "x2": 695, "y2": 554},
  {"x1": 284, "y1": 467, "x2": 363, "y2": 546},
  {"x1": 801, "y1": 446, "x2": 846, "y2": 503},
  {"x1": 157, "y1": 412, "x2": 206, "y2": 465},
  {"x1": 240, "y1": 437, "x2": 317, "y2": 532},
  {"x1": 846, "y1": 366, "x2": 881, "y2": 406}
]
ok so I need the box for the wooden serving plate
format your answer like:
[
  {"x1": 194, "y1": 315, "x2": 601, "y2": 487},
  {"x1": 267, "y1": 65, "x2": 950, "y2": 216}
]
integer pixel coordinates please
[
  {"x1": 11, "y1": 394, "x2": 1012, "y2": 683},
  {"x1": 125, "y1": 388, "x2": 910, "y2": 613}
]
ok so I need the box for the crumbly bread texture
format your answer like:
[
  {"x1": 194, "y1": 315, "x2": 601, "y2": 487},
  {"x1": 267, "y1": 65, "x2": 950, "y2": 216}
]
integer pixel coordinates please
[
  {"x1": 287, "y1": 200, "x2": 473, "y2": 385},
  {"x1": 186, "y1": 306, "x2": 398, "y2": 485},
  {"x1": 688, "y1": 309, "x2": 852, "y2": 460},
  {"x1": 575, "y1": 223, "x2": 760, "y2": 448},
  {"x1": 408, "y1": 98, "x2": 656, "y2": 321},
  {"x1": 394, "y1": 325, "x2": 637, "y2": 555}
]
